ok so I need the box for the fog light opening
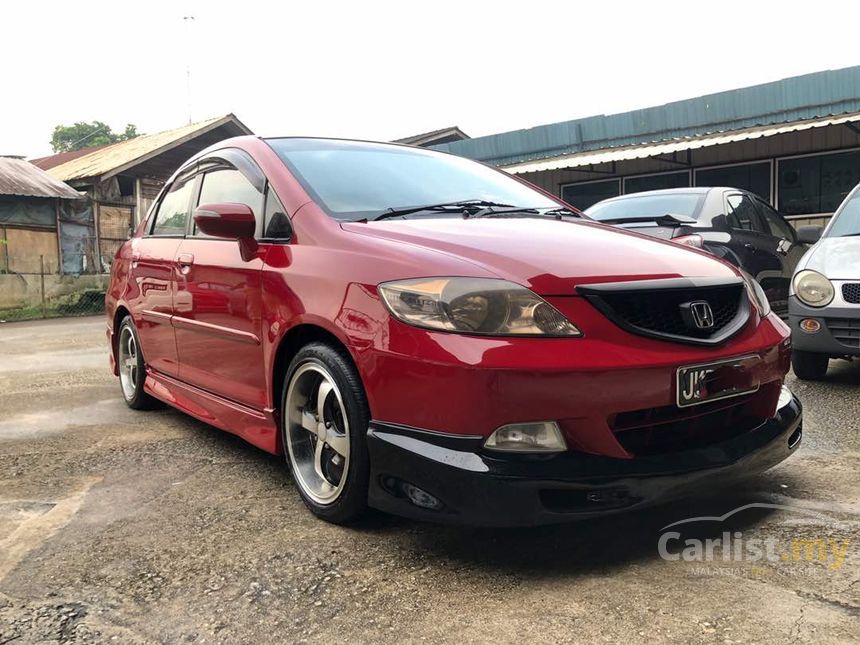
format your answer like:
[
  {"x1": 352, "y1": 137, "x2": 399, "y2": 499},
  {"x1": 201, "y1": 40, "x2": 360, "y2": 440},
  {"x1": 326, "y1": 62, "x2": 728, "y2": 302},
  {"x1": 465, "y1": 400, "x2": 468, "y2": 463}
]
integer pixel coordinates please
[
  {"x1": 788, "y1": 427, "x2": 802, "y2": 449},
  {"x1": 799, "y1": 318, "x2": 821, "y2": 333},
  {"x1": 382, "y1": 477, "x2": 436, "y2": 511},
  {"x1": 484, "y1": 421, "x2": 567, "y2": 453}
]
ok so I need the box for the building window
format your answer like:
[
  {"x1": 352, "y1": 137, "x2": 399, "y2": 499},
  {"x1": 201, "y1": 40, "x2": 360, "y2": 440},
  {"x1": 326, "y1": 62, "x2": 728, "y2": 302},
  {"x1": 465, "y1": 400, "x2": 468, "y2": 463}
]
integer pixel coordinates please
[
  {"x1": 623, "y1": 171, "x2": 689, "y2": 195},
  {"x1": 561, "y1": 179, "x2": 620, "y2": 210},
  {"x1": 695, "y1": 162, "x2": 771, "y2": 203},
  {"x1": 778, "y1": 150, "x2": 860, "y2": 215}
]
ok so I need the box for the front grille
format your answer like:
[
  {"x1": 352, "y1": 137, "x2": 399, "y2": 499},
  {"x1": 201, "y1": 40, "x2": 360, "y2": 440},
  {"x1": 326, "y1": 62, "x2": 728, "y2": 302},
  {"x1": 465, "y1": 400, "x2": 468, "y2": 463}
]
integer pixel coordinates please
[
  {"x1": 610, "y1": 386, "x2": 775, "y2": 456},
  {"x1": 842, "y1": 283, "x2": 860, "y2": 304},
  {"x1": 827, "y1": 318, "x2": 860, "y2": 349},
  {"x1": 579, "y1": 279, "x2": 748, "y2": 345}
]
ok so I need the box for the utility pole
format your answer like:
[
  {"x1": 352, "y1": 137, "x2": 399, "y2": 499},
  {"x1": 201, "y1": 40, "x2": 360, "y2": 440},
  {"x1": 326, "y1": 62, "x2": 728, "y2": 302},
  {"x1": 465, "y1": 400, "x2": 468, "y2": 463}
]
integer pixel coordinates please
[{"x1": 183, "y1": 15, "x2": 196, "y2": 124}]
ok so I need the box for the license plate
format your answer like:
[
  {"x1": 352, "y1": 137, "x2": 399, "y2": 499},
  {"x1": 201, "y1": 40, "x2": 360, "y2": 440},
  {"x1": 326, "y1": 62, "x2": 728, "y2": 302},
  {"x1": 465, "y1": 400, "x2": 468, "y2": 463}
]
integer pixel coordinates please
[{"x1": 676, "y1": 355, "x2": 760, "y2": 408}]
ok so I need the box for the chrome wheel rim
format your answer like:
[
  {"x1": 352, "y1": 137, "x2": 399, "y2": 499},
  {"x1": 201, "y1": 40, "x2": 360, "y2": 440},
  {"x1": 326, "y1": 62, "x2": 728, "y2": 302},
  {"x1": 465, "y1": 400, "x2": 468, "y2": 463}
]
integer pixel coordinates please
[
  {"x1": 285, "y1": 362, "x2": 350, "y2": 505},
  {"x1": 118, "y1": 325, "x2": 138, "y2": 400}
]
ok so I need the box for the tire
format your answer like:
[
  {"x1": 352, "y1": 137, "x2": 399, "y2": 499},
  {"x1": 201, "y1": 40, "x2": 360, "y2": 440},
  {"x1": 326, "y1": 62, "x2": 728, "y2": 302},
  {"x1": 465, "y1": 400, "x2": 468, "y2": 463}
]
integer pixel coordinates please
[
  {"x1": 791, "y1": 350, "x2": 829, "y2": 381},
  {"x1": 281, "y1": 342, "x2": 370, "y2": 524},
  {"x1": 117, "y1": 315, "x2": 159, "y2": 410}
]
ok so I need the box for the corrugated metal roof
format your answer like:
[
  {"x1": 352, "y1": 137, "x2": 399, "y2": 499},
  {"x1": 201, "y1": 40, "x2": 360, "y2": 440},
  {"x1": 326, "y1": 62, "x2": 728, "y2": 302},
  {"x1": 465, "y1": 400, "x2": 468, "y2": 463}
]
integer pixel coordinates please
[
  {"x1": 502, "y1": 112, "x2": 860, "y2": 174},
  {"x1": 47, "y1": 114, "x2": 252, "y2": 182},
  {"x1": 31, "y1": 144, "x2": 110, "y2": 171},
  {"x1": 0, "y1": 157, "x2": 83, "y2": 199},
  {"x1": 434, "y1": 66, "x2": 860, "y2": 167},
  {"x1": 393, "y1": 126, "x2": 470, "y2": 146}
]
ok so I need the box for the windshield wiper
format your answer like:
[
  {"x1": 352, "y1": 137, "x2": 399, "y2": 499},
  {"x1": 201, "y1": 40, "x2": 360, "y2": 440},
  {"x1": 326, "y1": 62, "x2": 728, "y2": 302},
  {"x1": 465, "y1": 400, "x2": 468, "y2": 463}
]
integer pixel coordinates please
[
  {"x1": 370, "y1": 200, "x2": 516, "y2": 221},
  {"x1": 597, "y1": 212, "x2": 697, "y2": 226},
  {"x1": 469, "y1": 205, "x2": 582, "y2": 219},
  {"x1": 541, "y1": 207, "x2": 582, "y2": 219}
]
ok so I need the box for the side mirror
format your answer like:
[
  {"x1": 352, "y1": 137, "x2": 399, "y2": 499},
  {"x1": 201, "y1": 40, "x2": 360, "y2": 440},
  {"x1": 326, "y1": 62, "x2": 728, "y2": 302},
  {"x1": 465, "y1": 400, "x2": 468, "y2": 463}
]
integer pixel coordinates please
[
  {"x1": 194, "y1": 202, "x2": 258, "y2": 260},
  {"x1": 796, "y1": 225, "x2": 823, "y2": 245}
]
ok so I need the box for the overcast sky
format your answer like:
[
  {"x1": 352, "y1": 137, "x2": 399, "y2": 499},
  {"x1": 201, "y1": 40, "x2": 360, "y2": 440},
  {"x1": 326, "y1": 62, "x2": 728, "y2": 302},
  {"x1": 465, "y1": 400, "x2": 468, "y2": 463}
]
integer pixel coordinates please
[{"x1": 4, "y1": 0, "x2": 859, "y2": 158}]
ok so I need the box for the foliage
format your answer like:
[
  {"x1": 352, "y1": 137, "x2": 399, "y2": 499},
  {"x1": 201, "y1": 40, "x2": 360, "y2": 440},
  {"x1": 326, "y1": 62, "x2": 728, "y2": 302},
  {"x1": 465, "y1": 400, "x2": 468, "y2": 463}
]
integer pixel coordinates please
[{"x1": 50, "y1": 121, "x2": 141, "y2": 153}]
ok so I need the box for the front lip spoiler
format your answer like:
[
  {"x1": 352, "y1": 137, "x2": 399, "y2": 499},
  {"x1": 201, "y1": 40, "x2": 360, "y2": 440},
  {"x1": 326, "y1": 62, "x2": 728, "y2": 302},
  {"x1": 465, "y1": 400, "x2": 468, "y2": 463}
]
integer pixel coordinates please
[{"x1": 365, "y1": 390, "x2": 802, "y2": 527}]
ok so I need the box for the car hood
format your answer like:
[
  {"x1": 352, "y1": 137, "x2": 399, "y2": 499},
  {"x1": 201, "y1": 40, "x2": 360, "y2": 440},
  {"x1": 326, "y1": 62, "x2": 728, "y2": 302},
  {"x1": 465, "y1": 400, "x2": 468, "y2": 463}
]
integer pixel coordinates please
[
  {"x1": 798, "y1": 236, "x2": 860, "y2": 280},
  {"x1": 340, "y1": 217, "x2": 737, "y2": 294}
]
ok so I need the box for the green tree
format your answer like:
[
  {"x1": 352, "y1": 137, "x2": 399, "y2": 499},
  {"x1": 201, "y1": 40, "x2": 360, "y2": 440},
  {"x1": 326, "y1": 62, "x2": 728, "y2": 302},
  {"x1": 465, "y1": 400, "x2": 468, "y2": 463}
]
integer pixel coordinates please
[{"x1": 50, "y1": 121, "x2": 141, "y2": 153}]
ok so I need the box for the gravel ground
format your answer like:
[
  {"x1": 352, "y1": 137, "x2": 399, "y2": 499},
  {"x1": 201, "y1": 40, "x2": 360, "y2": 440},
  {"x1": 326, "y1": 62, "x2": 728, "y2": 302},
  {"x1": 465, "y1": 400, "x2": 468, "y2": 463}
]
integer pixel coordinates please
[{"x1": 0, "y1": 316, "x2": 858, "y2": 644}]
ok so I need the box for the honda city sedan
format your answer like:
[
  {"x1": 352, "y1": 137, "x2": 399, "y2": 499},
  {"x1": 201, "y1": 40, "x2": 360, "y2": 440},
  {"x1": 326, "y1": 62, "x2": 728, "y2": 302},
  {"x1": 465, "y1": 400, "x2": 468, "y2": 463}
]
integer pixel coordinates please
[{"x1": 106, "y1": 137, "x2": 802, "y2": 526}]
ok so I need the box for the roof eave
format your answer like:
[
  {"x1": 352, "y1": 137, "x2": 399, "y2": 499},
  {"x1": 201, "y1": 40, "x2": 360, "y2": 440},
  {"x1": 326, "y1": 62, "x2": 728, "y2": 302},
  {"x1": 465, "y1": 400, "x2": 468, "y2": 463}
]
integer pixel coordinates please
[{"x1": 98, "y1": 114, "x2": 252, "y2": 182}]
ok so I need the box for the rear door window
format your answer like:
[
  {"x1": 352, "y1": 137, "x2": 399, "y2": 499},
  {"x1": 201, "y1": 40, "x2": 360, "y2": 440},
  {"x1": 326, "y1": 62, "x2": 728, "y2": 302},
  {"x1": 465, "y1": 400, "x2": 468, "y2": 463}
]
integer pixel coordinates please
[
  {"x1": 726, "y1": 193, "x2": 765, "y2": 232},
  {"x1": 755, "y1": 199, "x2": 795, "y2": 240}
]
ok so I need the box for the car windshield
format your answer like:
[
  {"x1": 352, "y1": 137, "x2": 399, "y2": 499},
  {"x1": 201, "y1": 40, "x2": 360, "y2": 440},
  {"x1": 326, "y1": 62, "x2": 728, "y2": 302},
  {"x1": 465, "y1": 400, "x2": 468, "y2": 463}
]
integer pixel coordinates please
[
  {"x1": 827, "y1": 189, "x2": 860, "y2": 236},
  {"x1": 267, "y1": 138, "x2": 558, "y2": 220},
  {"x1": 585, "y1": 193, "x2": 705, "y2": 222}
]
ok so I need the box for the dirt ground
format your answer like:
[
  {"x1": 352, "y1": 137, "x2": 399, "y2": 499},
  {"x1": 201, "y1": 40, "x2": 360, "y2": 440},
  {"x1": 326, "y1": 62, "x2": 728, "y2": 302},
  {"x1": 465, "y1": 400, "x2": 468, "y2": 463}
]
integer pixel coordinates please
[{"x1": 0, "y1": 316, "x2": 858, "y2": 644}]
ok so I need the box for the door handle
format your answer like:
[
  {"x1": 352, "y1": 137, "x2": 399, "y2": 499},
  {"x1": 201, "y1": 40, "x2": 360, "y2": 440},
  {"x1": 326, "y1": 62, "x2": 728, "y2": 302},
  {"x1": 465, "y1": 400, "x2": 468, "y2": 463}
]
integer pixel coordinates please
[
  {"x1": 131, "y1": 251, "x2": 141, "y2": 265},
  {"x1": 177, "y1": 253, "x2": 194, "y2": 274}
]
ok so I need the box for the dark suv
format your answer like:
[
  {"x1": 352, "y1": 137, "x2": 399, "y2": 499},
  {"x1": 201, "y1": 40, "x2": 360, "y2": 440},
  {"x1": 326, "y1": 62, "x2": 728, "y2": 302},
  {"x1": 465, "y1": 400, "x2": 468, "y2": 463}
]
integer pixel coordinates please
[{"x1": 585, "y1": 188, "x2": 808, "y2": 318}]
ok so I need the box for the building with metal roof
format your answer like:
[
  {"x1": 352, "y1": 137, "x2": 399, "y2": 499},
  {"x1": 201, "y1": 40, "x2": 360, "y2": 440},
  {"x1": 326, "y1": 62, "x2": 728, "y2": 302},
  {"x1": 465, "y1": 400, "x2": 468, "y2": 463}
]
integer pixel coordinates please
[
  {"x1": 0, "y1": 157, "x2": 82, "y2": 200},
  {"x1": 0, "y1": 158, "x2": 84, "y2": 274},
  {"x1": 434, "y1": 66, "x2": 860, "y2": 226},
  {"x1": 42, "y1": 114, "x2": 251, "y2": 185},
  {"x1": 25, "y1": 114, "x2": 252, "y2": 274}
]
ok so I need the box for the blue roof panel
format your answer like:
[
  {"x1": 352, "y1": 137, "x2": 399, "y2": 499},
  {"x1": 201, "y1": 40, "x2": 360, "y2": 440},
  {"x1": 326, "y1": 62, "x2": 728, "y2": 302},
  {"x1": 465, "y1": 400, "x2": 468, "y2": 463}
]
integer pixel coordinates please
[{"x1": 434, "y1": 66, "x2": 860, "y2": 166}]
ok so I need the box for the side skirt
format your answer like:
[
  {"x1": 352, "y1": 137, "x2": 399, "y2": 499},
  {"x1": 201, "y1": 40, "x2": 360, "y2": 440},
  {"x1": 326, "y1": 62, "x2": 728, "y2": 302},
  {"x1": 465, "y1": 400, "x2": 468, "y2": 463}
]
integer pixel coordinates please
[{"x1": 144, "y1": 367, "x2": 280, "y2": 455}]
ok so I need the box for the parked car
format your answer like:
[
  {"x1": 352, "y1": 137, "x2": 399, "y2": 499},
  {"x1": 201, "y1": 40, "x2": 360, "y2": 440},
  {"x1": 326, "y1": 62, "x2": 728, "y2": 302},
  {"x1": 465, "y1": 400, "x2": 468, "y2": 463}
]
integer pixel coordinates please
[
  {"x1": 788, "y1": 183, "x2": 860, "y2": 380},
  {"x1": 106, "y1": 138, "x2": 802, "y2": 527},
  {"x1": 584, "y1": 188, "x2": 807, "y2": 318}
]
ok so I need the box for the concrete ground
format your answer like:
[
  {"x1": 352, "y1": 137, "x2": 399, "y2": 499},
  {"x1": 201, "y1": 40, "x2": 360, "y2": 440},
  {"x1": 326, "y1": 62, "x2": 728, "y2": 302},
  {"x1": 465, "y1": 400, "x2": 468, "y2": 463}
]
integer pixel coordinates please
[{"x1": 0, "y1": 316, "x2": 857, "y2": 644}]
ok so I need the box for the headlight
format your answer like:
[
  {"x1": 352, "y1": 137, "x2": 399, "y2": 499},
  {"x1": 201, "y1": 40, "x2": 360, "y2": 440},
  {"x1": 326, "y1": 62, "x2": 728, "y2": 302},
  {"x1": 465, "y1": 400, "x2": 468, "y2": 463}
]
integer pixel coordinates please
[
  {"x1": 793, "y1": 270, "x2": 834, "y2": 307},
  {"x1": 377, "y1": 277, "x2": 581, "y2": 336},
  {"x1": 740, "y1": 270, "x2": 771, "y2": 317}
]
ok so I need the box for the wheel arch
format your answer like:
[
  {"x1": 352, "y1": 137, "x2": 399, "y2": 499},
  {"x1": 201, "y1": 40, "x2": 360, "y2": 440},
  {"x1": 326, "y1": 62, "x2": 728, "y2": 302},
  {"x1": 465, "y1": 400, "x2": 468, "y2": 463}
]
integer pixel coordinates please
[
  {"x1": 110, "y1": 304, "x2": 132, "y2": 375},
  {"x1": 271, "y1": 323, "x2": 366, "y2": 448}
]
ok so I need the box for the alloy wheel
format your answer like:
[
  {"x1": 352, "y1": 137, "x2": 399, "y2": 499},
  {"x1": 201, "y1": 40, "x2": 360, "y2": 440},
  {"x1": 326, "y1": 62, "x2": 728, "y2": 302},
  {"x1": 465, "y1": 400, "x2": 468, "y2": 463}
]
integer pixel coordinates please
[
  {"x1": 118, "y1": 325, "x2": 138, "y2": 400},
  {"x1": 285, "y1": 362, "x2": 351, "y2": 505}
]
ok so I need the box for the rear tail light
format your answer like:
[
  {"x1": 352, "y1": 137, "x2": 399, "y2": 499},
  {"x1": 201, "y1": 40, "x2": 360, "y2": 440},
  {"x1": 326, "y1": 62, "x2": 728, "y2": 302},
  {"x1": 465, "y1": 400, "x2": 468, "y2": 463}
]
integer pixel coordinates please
[{"x1": 671, "y1": 234, "x2": 704, "y2": 249}]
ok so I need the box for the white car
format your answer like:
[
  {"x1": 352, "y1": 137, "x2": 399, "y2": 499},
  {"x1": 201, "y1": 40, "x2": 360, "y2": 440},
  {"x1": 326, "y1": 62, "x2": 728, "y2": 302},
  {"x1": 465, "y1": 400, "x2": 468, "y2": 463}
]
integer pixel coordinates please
[{"x1": 789, "y1": 183, "x2": 860, "y2": 379}]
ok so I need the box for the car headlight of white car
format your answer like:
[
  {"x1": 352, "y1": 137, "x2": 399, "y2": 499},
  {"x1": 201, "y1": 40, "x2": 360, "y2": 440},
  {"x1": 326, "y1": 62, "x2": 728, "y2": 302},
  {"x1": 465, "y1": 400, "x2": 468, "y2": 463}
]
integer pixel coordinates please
[{"x1": 793, "y1": 270, "x2": 834, "y2": 307}]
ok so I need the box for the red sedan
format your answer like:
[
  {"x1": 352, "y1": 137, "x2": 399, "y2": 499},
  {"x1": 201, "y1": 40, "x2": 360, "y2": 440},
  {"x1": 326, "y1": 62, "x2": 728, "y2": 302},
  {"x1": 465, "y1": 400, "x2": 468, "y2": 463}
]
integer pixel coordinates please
[{"x1": 106, "y1": 137, "x2": 802, "y2": 526}]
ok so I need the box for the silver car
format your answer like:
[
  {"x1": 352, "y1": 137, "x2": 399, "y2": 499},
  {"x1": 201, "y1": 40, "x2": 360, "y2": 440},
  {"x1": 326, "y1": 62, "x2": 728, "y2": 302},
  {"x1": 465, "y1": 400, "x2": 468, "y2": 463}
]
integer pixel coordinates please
[{"x1": 789, "y1": 183, "x2": 860, "y2": 379}]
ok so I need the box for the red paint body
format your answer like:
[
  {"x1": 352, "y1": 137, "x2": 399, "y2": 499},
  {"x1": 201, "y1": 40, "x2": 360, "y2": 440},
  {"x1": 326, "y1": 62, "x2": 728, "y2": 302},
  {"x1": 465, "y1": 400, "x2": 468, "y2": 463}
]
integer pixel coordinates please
[{"x1": 106, "y1": 136, "x2": 792, "y2": 460}]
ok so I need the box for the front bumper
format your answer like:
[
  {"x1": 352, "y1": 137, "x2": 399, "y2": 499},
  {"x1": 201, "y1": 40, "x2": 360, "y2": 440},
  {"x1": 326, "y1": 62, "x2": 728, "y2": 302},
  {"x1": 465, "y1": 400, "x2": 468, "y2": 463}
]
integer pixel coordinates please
[
  {"x1": 789, "y1": 296, "x2": 860, "y2": 356},
  {"x1": 366, "y1": 389, "x2": 802, "y2": 526}
]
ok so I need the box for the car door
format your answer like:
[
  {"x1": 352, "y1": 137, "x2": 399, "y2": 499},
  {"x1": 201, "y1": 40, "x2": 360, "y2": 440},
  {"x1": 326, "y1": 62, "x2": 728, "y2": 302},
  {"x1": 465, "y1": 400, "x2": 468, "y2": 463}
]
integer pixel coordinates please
[
  {"x1": 126, "y1": 170, "x2": 196, "y2": 377},
  {"x1": 724, "y1": 191, "x2": 785, "y2": 307},
  {"x1": 173, "y1": 152, "x2": 268, "y2": 409},
  {"x1": 751, "y1": 197, "x2": 806, "y2": 316}
]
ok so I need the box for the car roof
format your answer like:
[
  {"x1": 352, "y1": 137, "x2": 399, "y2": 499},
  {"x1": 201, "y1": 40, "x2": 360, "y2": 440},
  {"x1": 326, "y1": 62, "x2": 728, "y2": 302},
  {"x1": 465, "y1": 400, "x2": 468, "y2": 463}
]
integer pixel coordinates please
[
  {"x1": 595, "y1": 187, "x2": 732, "y2": 204},
  {"x1": 263, "y1": 136, "x2": 432, "y2": 153}
]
